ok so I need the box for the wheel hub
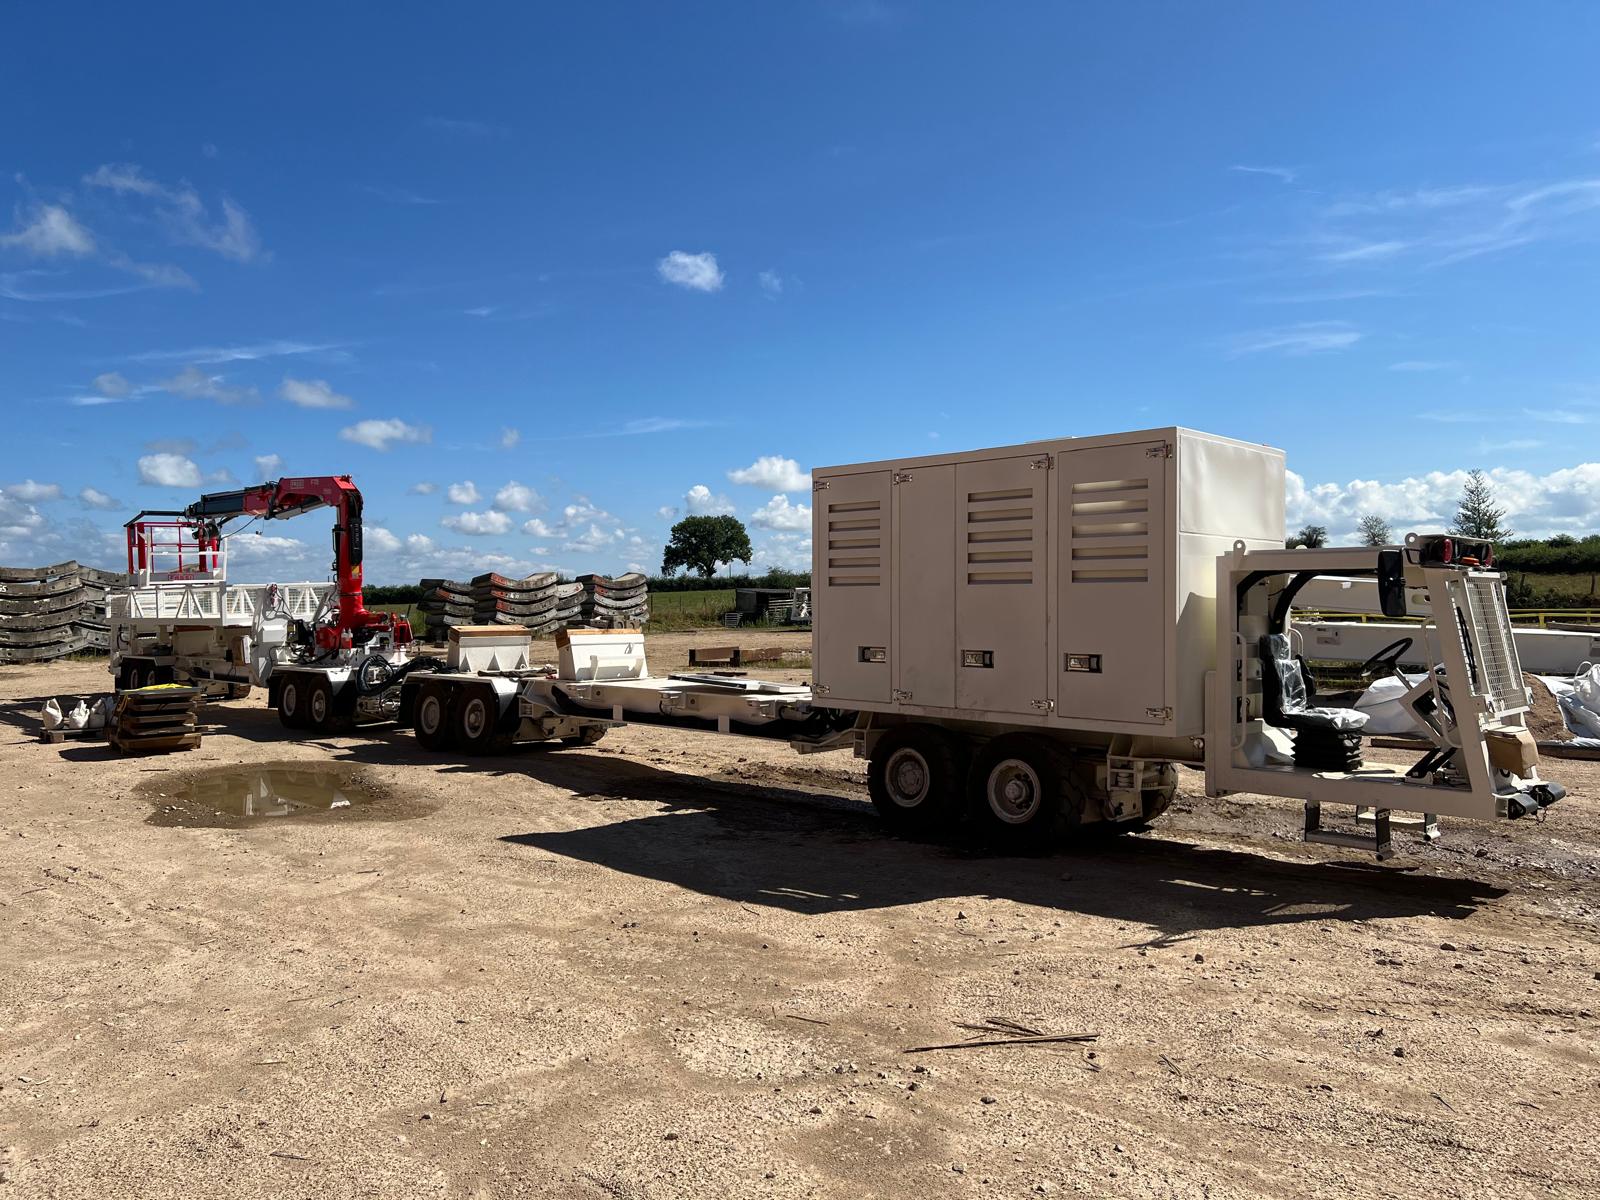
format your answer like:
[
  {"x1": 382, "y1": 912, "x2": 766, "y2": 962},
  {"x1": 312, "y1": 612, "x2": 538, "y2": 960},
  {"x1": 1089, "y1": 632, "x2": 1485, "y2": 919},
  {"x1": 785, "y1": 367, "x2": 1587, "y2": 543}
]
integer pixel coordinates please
[
  {"x1": 886, "y1": 748, "x2": 931, "y2": 808},
  {"x1": 988, "y1": 758, "x2": 1042, "y2": 824}
]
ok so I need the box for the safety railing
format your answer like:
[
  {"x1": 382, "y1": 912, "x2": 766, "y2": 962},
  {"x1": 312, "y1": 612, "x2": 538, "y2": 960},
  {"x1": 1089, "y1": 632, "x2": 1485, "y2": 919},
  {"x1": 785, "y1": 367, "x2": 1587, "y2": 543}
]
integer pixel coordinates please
[{"x1": 1297, "y1": 608, "x2": 1600, "y2": 629}]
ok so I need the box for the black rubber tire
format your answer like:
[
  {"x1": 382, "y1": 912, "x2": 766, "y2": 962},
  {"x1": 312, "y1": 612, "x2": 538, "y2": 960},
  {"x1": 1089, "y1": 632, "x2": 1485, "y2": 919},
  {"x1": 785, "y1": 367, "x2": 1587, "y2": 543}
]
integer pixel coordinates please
[
  {"x1": 307, "y1": 676, "x2": 343, "y2": 733},
  {"x1": 968, "y1": 734, "x2": 1071, "y2": 850},
  {"x1": 277, "y1": 674, "x2": 310, "y2": 729},
  {"x1": 453, "y1": 685, "x2": 506, "y2": 754},
  {"x1": 413, "y1": 682, "x2": 454, "y2": 751},
  {"x1": 557, "y1": 725, "x2": 608, "y2": 748},
  {"x1": 866, "y1": 724, "x2": 968, "y2": 836},
  {"x1": 228, "y1": 683, "x2": 252, "y2": 700}
]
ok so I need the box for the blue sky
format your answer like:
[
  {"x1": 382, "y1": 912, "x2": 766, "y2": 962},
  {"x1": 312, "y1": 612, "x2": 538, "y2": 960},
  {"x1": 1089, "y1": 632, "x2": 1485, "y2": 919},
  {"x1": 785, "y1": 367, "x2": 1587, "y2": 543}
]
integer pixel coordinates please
[{"x1": 4, "y1": 4, "x2": 1599, "y2": 582}]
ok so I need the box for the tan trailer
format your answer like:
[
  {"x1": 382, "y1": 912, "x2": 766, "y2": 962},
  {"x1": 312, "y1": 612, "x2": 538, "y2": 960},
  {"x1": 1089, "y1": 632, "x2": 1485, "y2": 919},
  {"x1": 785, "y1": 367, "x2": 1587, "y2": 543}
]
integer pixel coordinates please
[{"x1": 810, "y1": 427, "x2": 1564, "y2": 857}]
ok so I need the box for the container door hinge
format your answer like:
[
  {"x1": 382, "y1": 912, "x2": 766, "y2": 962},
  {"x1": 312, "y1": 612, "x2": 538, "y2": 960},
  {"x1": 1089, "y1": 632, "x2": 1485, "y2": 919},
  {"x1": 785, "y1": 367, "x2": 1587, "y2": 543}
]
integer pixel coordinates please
[
  {"x1": 1145, "y1": 706, "x2": 1172, "y2": 721},
  {"x1": 892, "y1": 472, "x2": 914, "y2": 485},
  {"x1": 1031, "y1": 698, "x2": 1055, "y2": 712},
  {"x1": 812, "y1": 480, "x2": 830, "y2": 492},
  {"x1": 1030, "y1": 455, "x2": 1052, "y2": 470},
  {"x1": 1145, "y1": 443, "x2": 1173, "y2": 459},
  {"x1": 892, "y1": 688, "x2": 913, "y2": 702}
]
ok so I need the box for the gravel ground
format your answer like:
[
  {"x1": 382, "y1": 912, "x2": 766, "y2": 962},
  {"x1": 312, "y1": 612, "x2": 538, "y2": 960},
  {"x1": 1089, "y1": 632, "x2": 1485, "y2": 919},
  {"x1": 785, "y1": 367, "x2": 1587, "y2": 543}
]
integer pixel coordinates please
[{"x1": 2, "y1": 633, "x2": 1598, "y2": 1199}]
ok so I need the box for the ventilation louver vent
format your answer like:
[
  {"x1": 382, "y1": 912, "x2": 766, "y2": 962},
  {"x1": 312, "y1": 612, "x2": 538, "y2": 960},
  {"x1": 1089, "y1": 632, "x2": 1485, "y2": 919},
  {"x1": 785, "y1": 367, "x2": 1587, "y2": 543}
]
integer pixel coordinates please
[
  {"x1": 1068, "y1": 477, "x2": 1150, "y2": 583},
  {"x1": 825, "y1": 499, "x2": 881, "y2": 586},
  {"x1": 965, "y1": 487, "x2": 1034, "y2": 585}
]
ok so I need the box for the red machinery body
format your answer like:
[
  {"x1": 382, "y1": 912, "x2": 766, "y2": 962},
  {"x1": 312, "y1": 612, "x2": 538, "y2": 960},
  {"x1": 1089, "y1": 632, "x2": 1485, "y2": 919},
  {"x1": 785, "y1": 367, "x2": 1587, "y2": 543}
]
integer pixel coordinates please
[{"x1": 127, "y1": 475, "x2": 410, "y2": 648}]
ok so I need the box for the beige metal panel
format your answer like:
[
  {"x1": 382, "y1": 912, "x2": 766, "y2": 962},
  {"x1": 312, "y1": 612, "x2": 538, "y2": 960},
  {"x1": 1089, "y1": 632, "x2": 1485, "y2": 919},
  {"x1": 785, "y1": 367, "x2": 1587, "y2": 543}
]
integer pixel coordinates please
[
  {"x1": 813, "y1": 469, "x2": 893, "y2": 702},
  {"x1": 955, "y1": 453, "x2": 1050, "y2": 714},
  {"x1": 893, "y1": 464, "x2": 956, "y2": 709},
  {"x1": 1054, "y1": 440, "x2": 1169, "y2": 726},
  {"x1": 1176, "y1": 430, "x2": 1285, "y2": 541}
]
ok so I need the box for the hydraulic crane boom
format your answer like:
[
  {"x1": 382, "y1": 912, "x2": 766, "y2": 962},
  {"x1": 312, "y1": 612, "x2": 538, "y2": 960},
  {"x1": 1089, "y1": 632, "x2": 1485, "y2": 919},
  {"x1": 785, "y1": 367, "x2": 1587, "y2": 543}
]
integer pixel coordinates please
[{"x1": 182, "y1": 475, "x2": 387, "y2": 640}]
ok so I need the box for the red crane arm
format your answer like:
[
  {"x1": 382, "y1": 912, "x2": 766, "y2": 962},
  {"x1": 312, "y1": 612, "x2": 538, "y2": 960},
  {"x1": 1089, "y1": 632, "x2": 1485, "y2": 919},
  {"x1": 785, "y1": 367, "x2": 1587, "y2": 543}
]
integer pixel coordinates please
[{"x1": 185, "y1": 476, "x2": 380, "y2": 635}]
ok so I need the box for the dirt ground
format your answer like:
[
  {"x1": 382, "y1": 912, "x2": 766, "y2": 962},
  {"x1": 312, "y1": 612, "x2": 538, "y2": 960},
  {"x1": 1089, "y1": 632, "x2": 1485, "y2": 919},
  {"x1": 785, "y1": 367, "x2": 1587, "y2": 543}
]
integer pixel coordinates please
[{"x1": 2, "y1": 630, "x2": 1598, "y2": 1199}]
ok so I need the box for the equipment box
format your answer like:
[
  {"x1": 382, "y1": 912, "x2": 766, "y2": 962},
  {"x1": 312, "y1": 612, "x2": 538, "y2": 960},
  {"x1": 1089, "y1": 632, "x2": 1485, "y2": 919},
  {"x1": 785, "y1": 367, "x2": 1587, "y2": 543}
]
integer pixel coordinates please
[{"x1": 811, "y1": 427, "x2": 1285, "y2": 738}]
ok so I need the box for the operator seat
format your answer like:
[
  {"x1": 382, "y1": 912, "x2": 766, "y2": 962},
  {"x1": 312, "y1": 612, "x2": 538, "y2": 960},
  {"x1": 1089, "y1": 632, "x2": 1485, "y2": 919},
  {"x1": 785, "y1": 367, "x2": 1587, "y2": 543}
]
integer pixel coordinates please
[{"x1": 1259, "y1": 633, "x2": 1367, "y2": 771}]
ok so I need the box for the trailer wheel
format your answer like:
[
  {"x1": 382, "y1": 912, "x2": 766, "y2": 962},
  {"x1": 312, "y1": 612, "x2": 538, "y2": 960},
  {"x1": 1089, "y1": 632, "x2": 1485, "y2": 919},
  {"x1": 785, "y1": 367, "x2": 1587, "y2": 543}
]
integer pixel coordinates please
[
  {"x1": 970, "y1": 734, "x2": 1069, "y2": 849},
  {"x1": 277, "y1": 675, "x2": 310, "y2": 729},
  {"x1": 228, "y1": 683, "x2": 252, "y2": 700},
  {"x1": 454, "y1": 685, "x2": 507, "y2": 754},
  {"x1": 307, "y1": 677, "x2": 346, "y2": 733},
  {"x1": 413, "y1": 682, "x2": 454, "y2": 751},
  {"x1": 558, "y1": 726, "x2": 608, "y2": 748},
  {"x1": 867, "y1": 725, "x2": 966, "y2": 836}
]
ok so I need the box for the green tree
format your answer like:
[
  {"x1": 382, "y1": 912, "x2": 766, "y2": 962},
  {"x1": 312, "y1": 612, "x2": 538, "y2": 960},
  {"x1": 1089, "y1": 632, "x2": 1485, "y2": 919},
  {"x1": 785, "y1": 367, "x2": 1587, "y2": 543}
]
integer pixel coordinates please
[
  {"x1": 1450, "y1": 469, "x2": 1511, "y2": 541},
  {"x1": 661, "y1": 515, "x2": 753, "y2": 579},
  {"x1": 1356, "y1": 514, "x2": 1392, "y2": 546},
  {"x1": 1286, "y1": 524, "x2": 1328, "y2": 549}
]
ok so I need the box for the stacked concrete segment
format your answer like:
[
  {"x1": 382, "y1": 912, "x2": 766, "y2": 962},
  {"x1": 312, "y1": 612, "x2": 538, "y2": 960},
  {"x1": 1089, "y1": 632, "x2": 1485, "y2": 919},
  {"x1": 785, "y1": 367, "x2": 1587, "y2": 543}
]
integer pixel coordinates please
[
  {"x1": 576, "y1": 572, "x2": 649, "y2": 628},
  {"x1": 0, "y1": 561, "x2": 131, "y2": 663},
  {"x1": 414, "y1": 571, "x2": 648, "y2": 640}
]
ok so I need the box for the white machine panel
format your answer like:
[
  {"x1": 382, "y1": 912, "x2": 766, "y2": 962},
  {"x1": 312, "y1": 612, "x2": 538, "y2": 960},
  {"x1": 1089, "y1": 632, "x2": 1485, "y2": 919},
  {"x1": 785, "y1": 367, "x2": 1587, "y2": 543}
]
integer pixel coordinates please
[
  {"x1": 955, "y1": 454, "x2": 1049, "y2": 715},
  {"x1": 893, "y1": 464, "x2": 956, "y2": 709},
  {"x1": 1054, "y1": 440, "x2": 1168, "y2": 726},
  {"x1": 813, "y1": 470, "x2": 892, "y2": 702}
]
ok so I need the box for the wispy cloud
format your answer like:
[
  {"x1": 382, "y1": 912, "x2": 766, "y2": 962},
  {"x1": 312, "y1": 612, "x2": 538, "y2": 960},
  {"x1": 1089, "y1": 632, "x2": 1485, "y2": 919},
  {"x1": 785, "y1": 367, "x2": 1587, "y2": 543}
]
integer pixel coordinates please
[
  {"x1": 0, "y1": 205, "x2": 95, "y2": 257},
  {"x1": 1224, "y1": 321, "x2": 1362, "y2": 357},
  {"x1": 1389, "y1": 360, "x2": 1457, "y2": 372},
  {"x1": 128, "y1": 340, "x2": 346, "y2": 365},
  {"x1": 84, "y1": 163, "x2": 264, "y2": 263},
  {"x1": 279, "y1": 377, "x2": 353, "y2": 409},
  {"x1": 340, "y1": 418, "x2": 432, "y2": 452},
  {"x1": 1318, "y1": 239, "x2": 1409, "y2": 263},
  {"x1": 159, "y1": 365, "x2": 259, "y2": 405},
  {"x1": 1231, "y1": 165, "x2": 1298, "y2": 184}
]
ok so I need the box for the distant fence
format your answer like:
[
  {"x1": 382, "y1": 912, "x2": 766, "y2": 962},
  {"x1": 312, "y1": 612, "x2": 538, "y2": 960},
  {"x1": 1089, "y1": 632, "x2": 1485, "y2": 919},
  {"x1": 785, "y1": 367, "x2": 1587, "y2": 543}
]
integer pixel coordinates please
[{"x1": 0, "y1": 561, "x2": 128, "y2": 664}]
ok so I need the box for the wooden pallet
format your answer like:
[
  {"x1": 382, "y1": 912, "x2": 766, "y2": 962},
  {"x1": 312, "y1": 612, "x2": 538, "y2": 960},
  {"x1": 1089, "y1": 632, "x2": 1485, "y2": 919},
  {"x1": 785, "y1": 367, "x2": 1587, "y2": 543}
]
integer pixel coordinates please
[
  {"x1": 109, "y1": 685, "x2": 203, "y2": 756},
  {"x1": 39, "y1": 726, "x2": 106, "y2": 744}
]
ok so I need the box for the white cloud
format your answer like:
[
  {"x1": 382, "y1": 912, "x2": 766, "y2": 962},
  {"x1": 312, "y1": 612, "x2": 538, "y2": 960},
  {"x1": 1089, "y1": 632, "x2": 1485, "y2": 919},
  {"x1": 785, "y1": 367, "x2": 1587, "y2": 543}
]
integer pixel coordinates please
[
  {"x1": 1225, "y1": 322, "x2": 1361, "y2": 357},
  {"x1": 441, "y1": 509, "x2": 513, "y2": 536},
  {"x1": 159, "y1": 365, "x2": 259, "y2": 405},
  {"x1": 523, "y1": 517, "x2": 556, "y2": 537},
  {"x1": 6, "y1": 480, "x2": 63, "y2": 503},
  {"x1": 561, "y1": 522, "x2": 627, "y2": 555},
  {"x1": 751, "y1": 532, "x2": 813, "y2": 572},
  {"x1": 84, "y1": 163, "x2": 263, "y2": 262},
  {"x1": 729, "y1": 455, "x2": 809, "y2": 492},
  {"x1": 1231, "y1": 165, "x2": 1297, "y2": 184},
  {"x1": 750, "y1": 494, "x2": 811, "y2": 531},
  {"x1": 0, "y1": 205, "x2": 95, "y2": 257},
  {"x1": 758, "y1": 270, "x2": 784, "y2": 297},
  {"x1": 493, "y1": 481, "x2": 542, "y2": 512},
  {"x1": 657, "y1": 505, "x2": 679, "y2": 521},
  {"x1": 129, "y1": 340, "x2": 345, "y2": 365},
  {"x1": 93, "y1": 371, "x2": 132, "y2": 398},
  {"x1": 684, "y1": 484, "x2": 736, "y2": 516},
  {"x1": 0, "y1": 491, "x2": 47, "y2": 541},
  {"x1": 408, "y1": 481, "x2": 437, "y2": 495},
  {"x1": 657, "y1": 250, "x2": 724, "y2": 292},
  {"x1": 447, "y1": 480, "x2": 481, "y2": 505},
  {"x1": 366, "y1": 525, "x2": 402, "y2": 553},
  {"x1": 225, "y1": 534, "x2": 311, "y2": 564},
  {"x1": 1287, "y1": 462, "x2": 1600, "y2": 541},
  {"x1": 138, "y1": 453, "x2": 203, "y2": 488},
  {"x1": 79, "y1": 486, "x2": 120, "y2": 511},
  {"x1": 1317, "y1": 240, "x2": 1408, "y2": 264},
  {"x1": 279, "y1": 377, "x2": 353, "y2": 409},
  {"x1": 500, "y1": 426, "x2": 521, "y2": 449},
  {"x1": 253, "y1": 454, "x2": 283, "y2": 478},
  {"x1": 339, "y1": 418, "x2": 432, "y2": 451}
]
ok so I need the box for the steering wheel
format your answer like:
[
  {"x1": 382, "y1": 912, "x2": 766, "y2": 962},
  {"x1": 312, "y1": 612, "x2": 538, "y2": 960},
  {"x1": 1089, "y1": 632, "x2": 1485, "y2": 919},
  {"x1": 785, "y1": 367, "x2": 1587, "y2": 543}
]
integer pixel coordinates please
[{"x1": 1358, "y1": 636, "x2": 1414, "y2": 678}]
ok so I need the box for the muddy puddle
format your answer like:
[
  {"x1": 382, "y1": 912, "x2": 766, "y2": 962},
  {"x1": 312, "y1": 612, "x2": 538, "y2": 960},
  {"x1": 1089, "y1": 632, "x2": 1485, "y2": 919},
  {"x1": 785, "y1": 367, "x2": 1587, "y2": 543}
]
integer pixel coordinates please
[{"x1": 140, "y1": 762, "x2": 432, "y2": 828}]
